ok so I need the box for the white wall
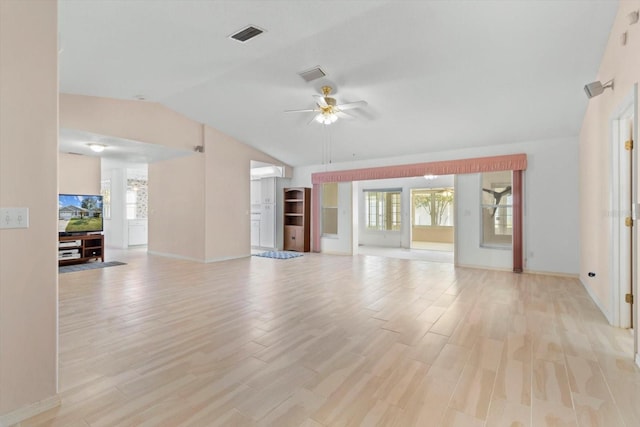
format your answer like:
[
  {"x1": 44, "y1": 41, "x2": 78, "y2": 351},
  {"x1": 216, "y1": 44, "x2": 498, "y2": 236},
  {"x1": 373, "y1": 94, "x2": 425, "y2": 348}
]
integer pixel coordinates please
[
  {"x1": 101, "y1": 159, "x2": 148, "y2": 249},
  {"x1": 291, "y1": 136, "x2": 579, "y2": 275},
  {"x1": 321, "y1": 182, "x2": 353, "y2": 255}
]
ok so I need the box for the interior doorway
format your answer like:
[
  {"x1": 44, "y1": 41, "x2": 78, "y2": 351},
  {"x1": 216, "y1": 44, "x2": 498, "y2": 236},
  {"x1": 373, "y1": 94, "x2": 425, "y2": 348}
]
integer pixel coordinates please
[
  {"x1": 410, "y1": 184, "x2": 454, "y2": 253},
  {"x1": 355, "y1": 175, "x2": 455, "y2": 263}
]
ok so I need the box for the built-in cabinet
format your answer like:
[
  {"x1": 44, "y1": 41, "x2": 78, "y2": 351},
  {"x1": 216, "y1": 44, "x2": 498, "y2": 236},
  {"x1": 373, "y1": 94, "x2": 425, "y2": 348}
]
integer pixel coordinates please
[
  {"x1": 283, "y1": 187, "x2": 311, "y2": 252},
  {"x1": 251, "y1": 177, "x2": 290, "y2": 250},
  {"x1": 261, "y1": 178, "x2": 276, "y2": 204},
  {"x1": 260, "y1": 203, "x2": 275, "y2": 248}
]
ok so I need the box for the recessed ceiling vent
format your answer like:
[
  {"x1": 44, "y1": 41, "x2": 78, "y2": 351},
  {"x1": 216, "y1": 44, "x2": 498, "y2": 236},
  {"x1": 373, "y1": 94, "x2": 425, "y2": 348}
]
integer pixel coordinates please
[
  {"x1": 298, "y1": 66, "x2": 326, "y2": 83},
  {"x1": 229, "y1": 25, "x2": 264, "y2": 43}
]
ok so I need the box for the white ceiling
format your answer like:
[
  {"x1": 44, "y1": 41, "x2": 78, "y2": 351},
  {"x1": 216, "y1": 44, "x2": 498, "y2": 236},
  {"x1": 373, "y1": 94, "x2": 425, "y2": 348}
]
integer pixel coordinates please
[{"x1": 58, "y1": 0, "x2": 618, "y2": 167}]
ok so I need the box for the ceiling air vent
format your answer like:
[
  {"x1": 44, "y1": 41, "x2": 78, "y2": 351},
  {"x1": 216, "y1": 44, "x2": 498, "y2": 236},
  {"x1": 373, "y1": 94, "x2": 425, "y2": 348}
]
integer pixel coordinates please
[
  {"x1": 229, "y1": 25, "x2": 264, "y2": 43},
  {"x1": 298, "y1": 67, "x2": 326, "y2": 83}
]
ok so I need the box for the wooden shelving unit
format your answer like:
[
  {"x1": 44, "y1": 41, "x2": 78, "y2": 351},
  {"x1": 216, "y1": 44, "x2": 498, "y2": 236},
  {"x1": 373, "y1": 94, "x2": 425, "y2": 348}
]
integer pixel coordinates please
[
  {"x1": 58, "y1": 234, "x2": 104, "y2": 266},
  {"x1": 283, "y1": 187, "x2": 311, "y2": 252}
]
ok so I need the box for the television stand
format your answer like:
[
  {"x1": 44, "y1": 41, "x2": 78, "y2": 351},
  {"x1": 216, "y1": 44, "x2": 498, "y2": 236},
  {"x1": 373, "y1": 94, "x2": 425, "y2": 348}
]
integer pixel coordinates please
[{"x1": 58, "y1": 234, "x2": 104, "y2": 266}]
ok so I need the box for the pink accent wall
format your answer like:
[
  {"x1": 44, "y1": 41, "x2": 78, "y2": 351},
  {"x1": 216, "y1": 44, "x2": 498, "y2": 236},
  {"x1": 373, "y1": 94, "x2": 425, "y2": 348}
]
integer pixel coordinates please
[
  {"x1": 0, "y1": 0, "x2": 59, "y2": 416},
  {"x1": 311, "y1": 154, "x2": 527, "y2": 184}
]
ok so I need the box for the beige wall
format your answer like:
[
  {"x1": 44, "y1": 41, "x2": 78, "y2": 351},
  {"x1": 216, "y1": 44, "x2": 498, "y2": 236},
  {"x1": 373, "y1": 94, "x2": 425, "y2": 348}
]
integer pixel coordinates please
[
  {"x1": 60, "y1": 94, "x2": 201, "y2": 152},
  {"x1": 148, "y1": 155, "x2": 206, "y2": 260},
  {"x1": 0, "y1": 0, "x2": 58, "y2": 418},
  {"x1": 412, "y1": 226, "x2": 454, "y2": 244},
  {"x1": 60, "y1": 95, "x2": 289, "y2": 262},
  {"x1": 204, "y1": 126, "x2": 286, "y2": 261},
  {"x1": 580, "y1": 0, "x2": 640, "y2": 324},
  {"x1": 59, "y1": 153, "x2": 101, "y2": 195}
]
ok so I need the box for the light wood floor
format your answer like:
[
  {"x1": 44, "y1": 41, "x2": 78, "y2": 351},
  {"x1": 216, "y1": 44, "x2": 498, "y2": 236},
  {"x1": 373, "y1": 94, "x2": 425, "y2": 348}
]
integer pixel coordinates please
[{"x1": 18, "y1": 250, "x2": 640, "y2": 426}]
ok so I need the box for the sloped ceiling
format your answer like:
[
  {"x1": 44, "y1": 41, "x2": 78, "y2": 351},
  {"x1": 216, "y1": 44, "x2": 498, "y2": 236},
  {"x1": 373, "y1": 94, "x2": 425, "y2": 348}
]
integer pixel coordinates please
[{"x1": 58, "y1": 0, "x2": 618, "y2": 166}]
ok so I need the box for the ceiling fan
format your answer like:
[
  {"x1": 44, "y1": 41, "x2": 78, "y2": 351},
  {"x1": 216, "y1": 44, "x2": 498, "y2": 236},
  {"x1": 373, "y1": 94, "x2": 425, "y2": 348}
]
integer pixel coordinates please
[{"x1": 285, "y1": 86, "x2": 368, "y2": 125}]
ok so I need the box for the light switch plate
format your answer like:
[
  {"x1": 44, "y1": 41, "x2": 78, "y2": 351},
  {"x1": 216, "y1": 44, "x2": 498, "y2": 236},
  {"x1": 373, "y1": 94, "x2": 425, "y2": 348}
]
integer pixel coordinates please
[{"x1": 0, "y1": 207, "x2": 30, "y2": 229}]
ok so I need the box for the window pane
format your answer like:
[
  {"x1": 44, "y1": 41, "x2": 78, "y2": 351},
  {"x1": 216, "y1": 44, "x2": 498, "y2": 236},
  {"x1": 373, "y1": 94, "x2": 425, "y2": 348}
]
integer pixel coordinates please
[
  {"x1": 100, "y1": 179, "x2": 111, "y2": 220},
  {"x1": 322, "y1": 183, "x2": 338, "y2": 235},
  {"x1": 364, "y1": 190, "x2": 401, "y2": 231},
  {"x1": 481, "y1": 171, "x2": 512, "y2": 246},
  {"x1": 411, "y1": 188, "x2": 454, "y2": 227}
]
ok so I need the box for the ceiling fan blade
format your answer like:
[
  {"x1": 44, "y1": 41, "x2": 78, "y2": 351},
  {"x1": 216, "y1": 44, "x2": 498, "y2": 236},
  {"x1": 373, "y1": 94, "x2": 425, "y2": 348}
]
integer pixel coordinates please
[
  {"x1": 308, "y1": 113, "x2": 322, "y2": 125},
  {"x1": 313, "y1": 94, "x2": 328, "y2": 108},
  {"x1": 284, "y1": 108, "x2": 319, "y2": 113},
  {"x1": 335, "y1": 100, "x2": 368, "y2": 110},
  {"x1": 336, "y1": 110, "x2": 356, "y2": 119}
]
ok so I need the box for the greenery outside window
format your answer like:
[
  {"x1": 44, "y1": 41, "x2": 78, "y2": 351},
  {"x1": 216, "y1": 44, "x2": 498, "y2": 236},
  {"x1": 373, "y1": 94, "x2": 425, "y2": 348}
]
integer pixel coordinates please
[
  {"x1": 365, "y1": 189, "x2": 402, "y2": 231},
  {"x1": 481, "y1": 171, "x2": 512, "y2": 247},
  {"x1": 322, "y1": 183, "x2": 338, "y2": 235},
  {"x1": 412, "y1": 188, "x2": 454, "y2": 226}
]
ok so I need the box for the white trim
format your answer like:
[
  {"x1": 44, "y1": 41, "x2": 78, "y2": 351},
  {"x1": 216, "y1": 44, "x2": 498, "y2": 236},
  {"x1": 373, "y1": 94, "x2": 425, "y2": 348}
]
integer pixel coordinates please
[
  {"x1": 522, "y1": 270, "x2": 579, "y2": 279},
  {"x1": 636, "y1": 352, "x2": 640, "y2": 368},
  {"x1": 148, "y1": 250, "x2": 251, "y2": 264},
  {"x1": 205, "y1": 255, "x2": 250, "y2": 263},
  {"x1": 580, "y1": 278, "x2": 614, "y2": 325},
  {"x1": 0, "y1": 395, "x2": 60, "y2": 427},
  {"x1": 147, "y1": 250, "x2": 204, "y2": 263},
  {"x1": 610, "y1": 91, "x2": 635, "y2": 328},
  {"x1": 453, "y1": 263, "x2": 512, "y2": 273}
]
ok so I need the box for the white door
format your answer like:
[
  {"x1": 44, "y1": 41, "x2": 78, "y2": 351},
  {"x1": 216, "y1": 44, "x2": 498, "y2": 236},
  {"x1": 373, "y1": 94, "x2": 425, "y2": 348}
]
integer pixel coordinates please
[{"x1": 260, "y1": 204, "x2": 275, "y2": 248}]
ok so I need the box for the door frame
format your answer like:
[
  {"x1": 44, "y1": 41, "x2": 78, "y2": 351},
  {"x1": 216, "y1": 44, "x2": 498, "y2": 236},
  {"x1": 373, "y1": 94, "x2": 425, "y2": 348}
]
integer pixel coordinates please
[{"x1": 610, "y1": 85, "x2": 638, "y2": 342}]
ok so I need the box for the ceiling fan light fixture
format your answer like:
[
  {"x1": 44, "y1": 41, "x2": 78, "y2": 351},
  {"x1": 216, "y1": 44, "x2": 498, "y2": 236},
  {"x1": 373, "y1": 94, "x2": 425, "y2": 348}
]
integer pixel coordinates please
[{"x1": 316, "y1": 112, "x2": 338, "y2": 125}]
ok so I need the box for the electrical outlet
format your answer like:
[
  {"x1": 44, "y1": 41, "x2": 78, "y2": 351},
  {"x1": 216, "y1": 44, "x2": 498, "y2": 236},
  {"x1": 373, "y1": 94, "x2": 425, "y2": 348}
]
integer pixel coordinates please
[{"x1": 0, "y1": 207, "x2": 29, "y2": 229}]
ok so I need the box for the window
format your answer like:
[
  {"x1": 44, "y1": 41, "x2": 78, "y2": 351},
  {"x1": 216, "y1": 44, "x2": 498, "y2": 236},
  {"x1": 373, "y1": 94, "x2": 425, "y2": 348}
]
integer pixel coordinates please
[
  {"x1": 364, "y1": 190, "x2": 402, "y2": 231},
  {"x1": 126, "y1": 176, "x2": 148, "y2": 220},
  {"x1": 412, "y1": 188, "x2": 454, "y2": 226},
  {"x1": 322, "y1": 183, "x2": 338, "y2": 235},
  {"x1": 100, "y1": 179, "x2": 111, "y2": 219},
  {"x1": 481, "y1": 171, "x2": 512, "y2": 246}
]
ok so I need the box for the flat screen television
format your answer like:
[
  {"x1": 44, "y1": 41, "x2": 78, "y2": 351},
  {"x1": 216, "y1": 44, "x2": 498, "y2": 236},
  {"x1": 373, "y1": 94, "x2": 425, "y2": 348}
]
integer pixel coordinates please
[{"x1": 58, "y1": 194, "x2": 104, "y2": 235}]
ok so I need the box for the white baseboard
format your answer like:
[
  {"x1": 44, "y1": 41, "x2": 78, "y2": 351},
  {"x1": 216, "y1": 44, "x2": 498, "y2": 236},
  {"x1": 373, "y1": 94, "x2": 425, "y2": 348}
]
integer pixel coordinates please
[
  {"x1": 522, "y1": 269, "x2": 579, "y2": 279},
  {"x1": 205, "y1": 254, "x2": 249, "y2": 263},
  {"x1": 579, "y1": 278, "x2": 614, "y2": 325},
  {"x1": 146, "y1": 250, "x2": 204, "y2": 263},
  {"x1": 0, "y1": 394, "x2": 60, "y2": 427},
  {"x1": 147, "y1": 250, "x2": 250, "y2": 264}
]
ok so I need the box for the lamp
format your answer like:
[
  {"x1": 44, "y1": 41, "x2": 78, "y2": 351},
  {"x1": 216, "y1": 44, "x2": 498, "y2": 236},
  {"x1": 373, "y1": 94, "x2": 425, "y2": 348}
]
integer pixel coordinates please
[
  {"x1": 316, "y1": 112, "x2": 338, "y2": 125},
  {"x1": 584, "y1": 80, "x2": 614, "y2": 99},
  {"x1": 424, "y1": 174, "x2": 437, "y2": 180},
  {"x1": 88, "y1": 143, "x2": 106, "y2": 153}
]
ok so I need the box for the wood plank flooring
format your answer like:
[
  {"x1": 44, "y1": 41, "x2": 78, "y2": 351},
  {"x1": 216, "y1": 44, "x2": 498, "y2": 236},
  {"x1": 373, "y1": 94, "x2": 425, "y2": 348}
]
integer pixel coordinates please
[{"x1": 17, "y1": 250, "x2": 640, "y2": 426}]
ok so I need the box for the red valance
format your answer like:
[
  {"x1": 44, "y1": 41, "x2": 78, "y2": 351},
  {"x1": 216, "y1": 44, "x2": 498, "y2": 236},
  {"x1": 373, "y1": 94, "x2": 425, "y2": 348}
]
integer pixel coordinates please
[{"x1": 312, "y1": 153, "x2": 527, "y2": 184}]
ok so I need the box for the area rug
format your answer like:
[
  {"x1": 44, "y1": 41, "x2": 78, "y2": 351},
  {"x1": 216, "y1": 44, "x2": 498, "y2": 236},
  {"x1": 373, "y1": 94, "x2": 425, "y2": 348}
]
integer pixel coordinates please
[
  {"x1": 59, "y1": 261, "x2": 127, "y2": 274},
  {"x1": 253, "y1": 251, "x2": 303, "y2": 259}
]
